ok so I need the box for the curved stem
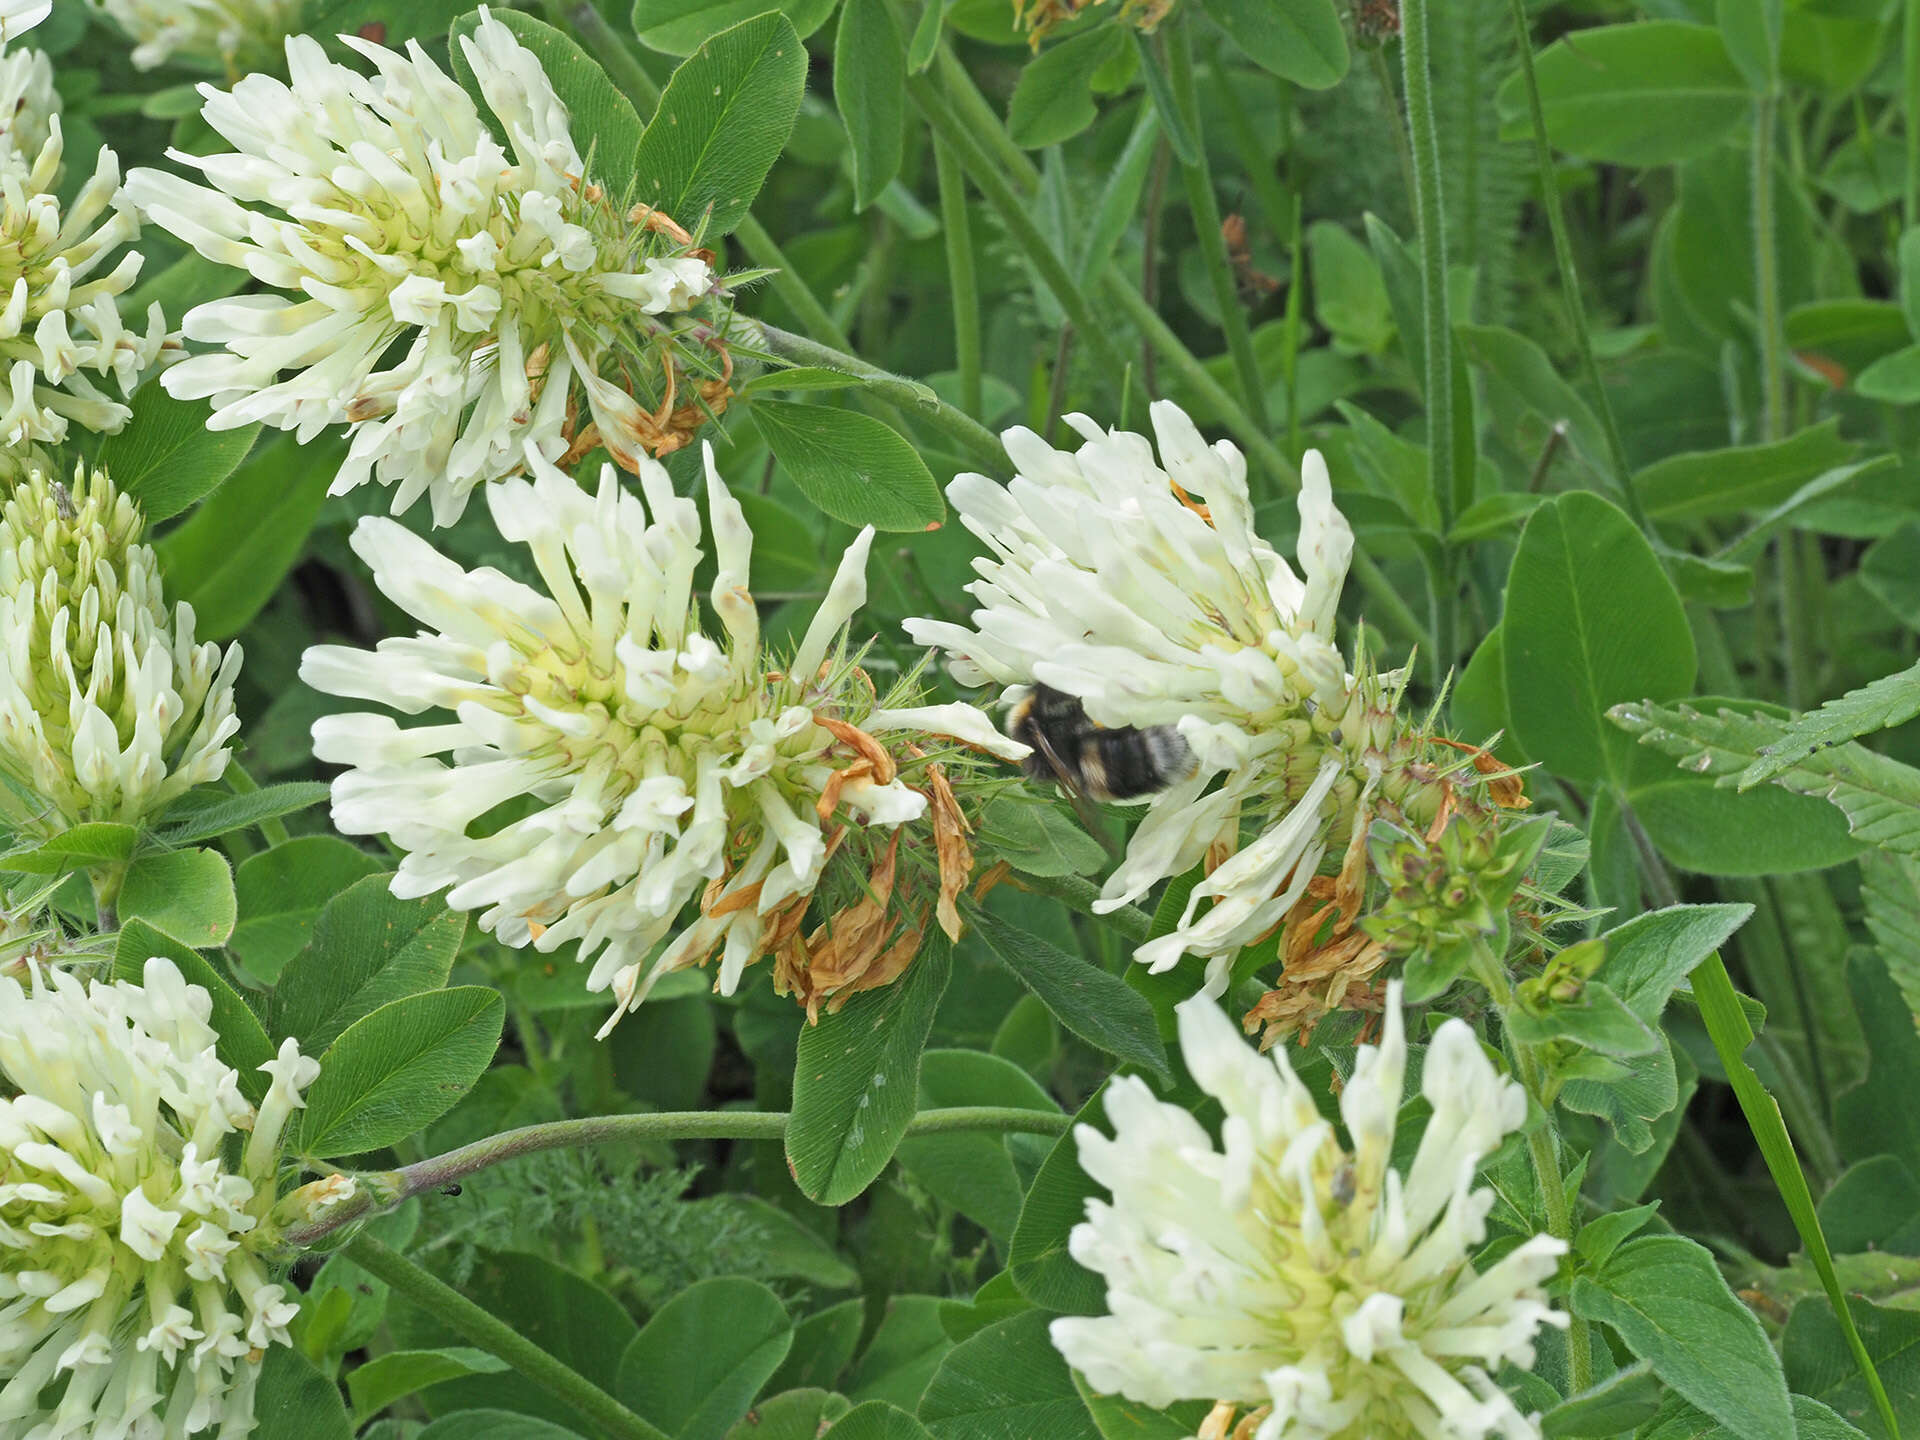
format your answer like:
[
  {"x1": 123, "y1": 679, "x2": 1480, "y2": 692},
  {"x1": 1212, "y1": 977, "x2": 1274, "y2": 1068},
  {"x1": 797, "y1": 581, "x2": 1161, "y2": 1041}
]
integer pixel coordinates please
[
  {"x1": 935, "y1": 139, "x2": 984, "y2": 417},
  {"x1": 1165, "y1": 19, "x2": 1269, "y2": 430},
  {"x1": 279, "y1": 1106, "x2": 1071, "y2": 1252},
  {"x1": 757, "y1": 322, "x2": 1006, "y2": 470},
  {"x1": 346, "y1": 1233, "x2": 670, "y2": 1440}
]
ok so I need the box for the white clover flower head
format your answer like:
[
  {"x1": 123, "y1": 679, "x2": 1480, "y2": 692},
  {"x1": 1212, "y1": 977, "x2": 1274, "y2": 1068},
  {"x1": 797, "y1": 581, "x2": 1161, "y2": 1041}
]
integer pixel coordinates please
[
  {"x1": 0, "y1": 957, "x2": 321, "y2": 1440},
  {"x1": 905, "y1": 401, "x2": 1366, "y2": 989},
  {"x1": 0, "y1": 465, "x2": 242, "y2": 840},
  {"x1": 1052, "y1": 982, "x2": 1566, "y2": 1440},
  {"x1": 301, "y1": 444, "x2": 1019, "y2": 1031},
  {"x1": 124, "y1": 6, "x2": 734, "y2": 527},
  {"x1": 86, "y1": 0, "x2": 301, "y2": 73},
  {"x1": 0, "y1": 115, "x2": 169, "y2": 478}
]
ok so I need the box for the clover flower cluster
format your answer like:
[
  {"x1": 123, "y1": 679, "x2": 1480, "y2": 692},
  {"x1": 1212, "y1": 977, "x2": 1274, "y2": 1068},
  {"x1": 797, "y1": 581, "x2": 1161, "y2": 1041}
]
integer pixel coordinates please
[
  {"x1": 89, "y1": 0, "x2": 302, "y2": 73},
  {"x1": 0, "y1": 5, "x2": 170, "y2": 479},
  {"x1": 127, "y1": 6, "x2": 740, "y2": 527},
  {"x1": 0, "y1": 465, "x2": 241, "y2": 844},
  {"x1": 301, "y1": 445, "x2": 1025, "y2": 1030},
  {"x1": 909, "y1": 402, "x2": 1541, "y2": 1042},
  {"x1": 1054, "y1": 984, "x2": 1565, "y2": 1440},
  {"x1": 0, "y1": 957, "x2": 324, "y2": 1440}
]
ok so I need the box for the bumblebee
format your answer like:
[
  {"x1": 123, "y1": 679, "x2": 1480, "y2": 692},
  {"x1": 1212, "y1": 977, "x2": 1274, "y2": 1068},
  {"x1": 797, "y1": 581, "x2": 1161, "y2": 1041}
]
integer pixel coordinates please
[{"x1": 1007, "y1": 684, "x2": 1196, "y2": 803}]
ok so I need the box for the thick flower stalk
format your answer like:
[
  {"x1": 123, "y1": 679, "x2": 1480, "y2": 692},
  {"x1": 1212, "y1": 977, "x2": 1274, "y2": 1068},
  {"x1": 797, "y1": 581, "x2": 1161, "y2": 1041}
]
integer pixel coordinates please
[
  {"x1": 907, "y1": 403, "x2": 1538, "y2": 1033},
  {"x1": 125, "y1": 7, "x2": 740, "y2": 526},
  {"x1": 0, "y1": 112, "x2": 170, "y2": 478},
  {"x1": 0, "y1": 466, "x2": 242, "y2": 844},
  {"x1": 87, "y1": 0, "x2": 301, "y2": 74},
  {"x1": 1053, "y1": 984, "x2": 1566, "y2": 1440},
  {"x1": 302, "y1": 445, "x2": 1025, "y2": 1032},
  {"x1": 0, "y1": 956, "x2": 325, "y2": 1440}
]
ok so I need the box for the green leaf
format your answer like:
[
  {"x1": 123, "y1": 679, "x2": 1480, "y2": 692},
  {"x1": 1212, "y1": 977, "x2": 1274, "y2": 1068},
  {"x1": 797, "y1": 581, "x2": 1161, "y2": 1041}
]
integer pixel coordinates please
[
  {"x1": 270, "y1": 875, "x2": 467, "y2": 1052},
  {"x1": 253, "y1": 1345, "x2": 353, "y2": 1440},
  {"x1": 1503, "y1": 492, "x2": 1696, "y2": 786},
  {"x1": 119, "y1": 847, "x2": 236, "y2": 947},
  {"x1": 152, "y1": 782, "x2": 331, "y2": 846},
  {"x1": 750, "y1": 400, "x2": 944, "y2": 531},
  {"x1": 835, "y1": 0, "x2": 905, "y2": 207},
  {"x1": 694, "y1": 1193, "x2": 860, "y2": 1289},
  {"x1": 96, "y1": 385, "x2": 259, "y2": 523},
  {"x1": 978, "y1": 799, "x2": 1109, "y2": 878},
  {"x1": 633, "y1": 12, "x2": 807, "y2": 237},
  {"x1": 115, "y1": 919, "x2": 274, "y2": 1102},
  {"x1": 772, "y1": 1300, "x2": 865, "y2": 1392},
  {"x1": 417, "y1": 1413, "x2": 586, "y2": 1440},
  {"x1": 1541, "y1": 1361, "x2": 1663, "y2": 1437},
  {"x1": 156, "y1": 431, "x2": 337, "y2": 640},
  {"x1": 1633, "y1": 423, "x2": 1858, "y2": 522},
  {"x1": 741, "y1": 366, "x2": 867, "y2": 396},
  {"x1": 907, "y1": 0, "x2": 945, "y2": 72},
  {"x1": 1508, "y1": 982, "x2": 1660, "y2": 1057},
  {"x1": 897, "y1": 1049, "x2": 1061, "y2": 1244},
  {"x1": 1639, "y1": 1394, "x2": 1872, "y2": 1440},
  {"x1": 1077, "y1": 1382, "x2": 1214, "y2": 1440},
  {"x1": 1308, "y1": 220, "x2": 1394, "y2": 357},
  {"x1": 1611, "y1": 699, "x2": 1920, "y2": 858},
  {"x1": 1570, "y1": 1234, "x2": 1793, "y2": 1440},
  {"x1": 827, "y1": 1402, "x2": 937, "y2": 1440},
  {"x1": 1630, "y1": 772, "x2": 1869, "y2": 875},
  {"x1": 1200, "y1": 0, "x2": 1347, "y2": 87},
  {"x1": 1818, "y1": 1156, "x2": 1920, "y2": 1256},
  {"x1": 728, "y1": 1390, "x2": 851, "y2": 1440},
  {"x1": 1007, "y1": 1083, "x2": 1107, "y2": 1315},
  {"x1": 1457, "y1": 324, "x2": 1614, "y2": 481},
  {"x1": 969, "y1": 908, "x2": 1168, "y2": 1082},
  {"x1": 1863, "y1": 522, "x2": 1920, "y2": 629},
  {"x1": 787, "y1": 930, "x2": 952, "y2": 1204},
  {"x1": 1856, "y1": 345, "x2": 1920, "y2": 403},
  {"x1": 1494, "y1": 22, "x2": 1749, "y2": 166},
  {"x1": 918, "y1": 1311, "x2": 1098, "y2": 1440},
  {"x1": 1835, "y1": 951, "x2": 1920, "y2": 1176},
  {"x1": 348, "y1": 1348, "x2": 509, "y2": 1427},
  {"x1": 1009, "y1": 27, "x2": 1127, "y2": 149},
  {"x1": 618, "y1": 1277, "x2": 794, "y2": 1440},
  {"x1": 1863, "y1": 851, "x2": 1920, "y2": 1022},
  {"x1": 1741, "y1": 659, "x2": 1920, "y2": 787},
  {"x1": 299, "y1": 987, "x2": 504, "y2": 1157},
  {"x1": 230, "y1": 837, "x2": 385, "y2": 983},
  {"x1": 845, "y1": 1297, "x2": 952, "y2": 1412},
  {"x1": 450, "y1": 10, "x2": 643, "y2": 194},
  {"x1": 1785, "y1": 1296, "x2": 1920, "y2": 1439},
  {"x1": 0, "y1": 821, "x2": 138, "y2": 875},
  {"x1": 1593, "y1": 905, "x2": 1754, "y2": 1022},
  {"x1": 632, "y1": 0, "x2": 837, "y2": 56}
]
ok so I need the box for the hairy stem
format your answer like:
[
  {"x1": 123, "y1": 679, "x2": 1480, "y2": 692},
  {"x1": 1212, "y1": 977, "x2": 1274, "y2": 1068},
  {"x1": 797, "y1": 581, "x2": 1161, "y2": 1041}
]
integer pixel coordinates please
[
  {"x1": 279, "y1": 1106, "x2": 1071, "y2": 1251},
  {"x1": 346, "y1": 1234, "x2": 670, "y2": 1440},
  {"x1": 1165, "y1": 19, "x2": 1269, "y2": 430},
  {"x1": 758, "y1": 322, "x2": 1006, "y2": 468}
]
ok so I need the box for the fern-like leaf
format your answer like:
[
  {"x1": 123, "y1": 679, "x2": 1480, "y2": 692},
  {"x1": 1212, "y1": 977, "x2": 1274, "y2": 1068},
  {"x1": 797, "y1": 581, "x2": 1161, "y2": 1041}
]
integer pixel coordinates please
[
  {"x1": 1862, "y1": 851, "x2": 1920, "y2": 1020},
  {"x1": 1737, "y1": 657, "x2": 1920, "y2": 788},
  {"x1": 1609, "y1": 698, "x2": 1920, "y2": 857}
]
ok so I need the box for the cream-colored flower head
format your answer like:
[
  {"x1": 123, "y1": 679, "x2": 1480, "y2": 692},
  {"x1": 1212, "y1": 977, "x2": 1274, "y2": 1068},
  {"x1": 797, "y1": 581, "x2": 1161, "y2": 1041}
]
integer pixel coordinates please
[
  {"x1": 301, "y1": 444, "x2": 1024, "y2": 1032},
  {"x1": 124, "y1": 6, "x2": 733, "y2": 526},
  {"x1": 0, "y1": 42, "x2": 55, "y2": 164},
  {"x1": 1053, "y1": 983, "x2": 1565, "y2": 1440},
  {"x1": 0, "y1": 465, "x2": 242, "y2": 840},
  {"x1": 0, "y1": 110, "x2": 170, "y2": 479},
  {"x1": 0, "y1": 957, "x2": 321, "y2": 1440},
  {"x1": 86, "y1": 0, "x2": 301, "y2": 73},
  {"x1": 906, "y1": 400, "x2": 1372, "y2": 990}
]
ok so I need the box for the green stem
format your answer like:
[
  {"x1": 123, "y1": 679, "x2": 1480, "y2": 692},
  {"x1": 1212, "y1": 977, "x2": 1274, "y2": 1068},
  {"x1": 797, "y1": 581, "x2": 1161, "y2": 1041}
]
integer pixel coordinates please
[
  {"x1": 346, "y1": 1234, "x2": 670, "y2": 1440},
  {"x1": 1906, "y1": 0, "x2": 1920, "y2": 227},
  {"x1": 738, "y1": 215, "x2": 857, "y2": 354},
  {"x1": 277, "y1": 1106, "x2": 1071, "y2": 1252},
  {"x1": 758, "y1": 322, "x2": 1006, "y2": 469},
  {"x1": 908, "y1": 75, "x2": 1144, "y2": 406},
  {"x1": 1165, "y1": 20, "x2": 1269, "y2": 430},
  {"x1": 935, "y1": 140, "x2": 984, "y2": 416},
  {"x1": 1754, "y1": 94, "x2": 1787, "y2": 443},
  {"x1": 561, "y1": 0, "x2": 661, "y2": 108},
  {"x1": 1503, "y1": 0, "x2": 1647, "y2": 528},
  {"x1": 1400, "y1": 0, "x2": 1454, "y2": 530},
  {"x1": 934, "y1": 45, "x2": 1038, "y2": 189}
]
